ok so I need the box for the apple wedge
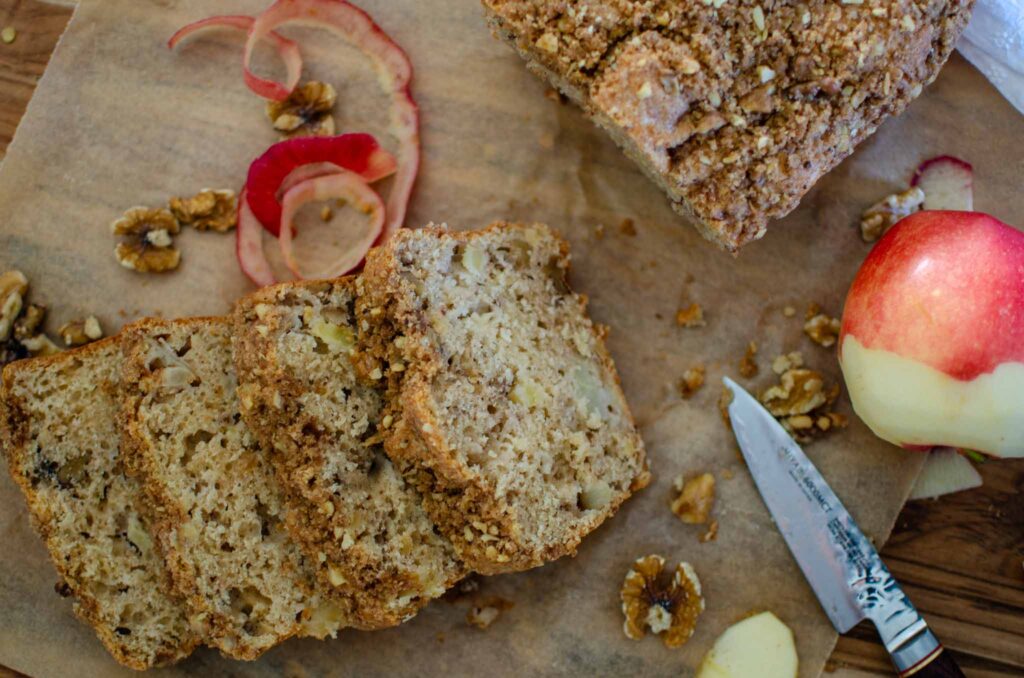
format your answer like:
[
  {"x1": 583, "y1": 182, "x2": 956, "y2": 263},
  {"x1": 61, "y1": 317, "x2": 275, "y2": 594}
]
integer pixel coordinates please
[
  {"x1": 839, "y1": 211, "x2": 1024, "y2": 458},
  {"x1": 908, "y1": 448, "x2": 982, "y2": 500},
  {"x1": 697, "y1": 611, "x2": 798, "y2": 678}
]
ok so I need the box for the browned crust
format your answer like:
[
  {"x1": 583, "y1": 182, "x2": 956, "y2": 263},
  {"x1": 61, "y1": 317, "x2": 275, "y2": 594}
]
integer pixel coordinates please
[
  {"x1": 482, "y1": 0, "x2": 974, "y2": 252},
  {"x1": 357, "y1": 222, "x2": 650, "y2": 575},
  {"x1": 117, "y1": 316, "x2": 303, "y2": 661},
  {"x1": 1, "y1": 336, "x2": 200, "y2": 670},
  {"x1": 232, "y1": 279, "x2": 463, "y2": 630}
]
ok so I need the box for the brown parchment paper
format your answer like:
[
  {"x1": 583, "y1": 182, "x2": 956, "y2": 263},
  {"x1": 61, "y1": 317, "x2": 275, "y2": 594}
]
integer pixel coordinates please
[{"x1": 1, "y1": 1, "x2": 1023, "y2": 676}]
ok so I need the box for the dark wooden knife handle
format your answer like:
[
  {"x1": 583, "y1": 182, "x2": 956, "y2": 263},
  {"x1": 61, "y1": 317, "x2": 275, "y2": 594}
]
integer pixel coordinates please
[{"x1": 899, "y1": 645, "x2": 965, "y2": 678}]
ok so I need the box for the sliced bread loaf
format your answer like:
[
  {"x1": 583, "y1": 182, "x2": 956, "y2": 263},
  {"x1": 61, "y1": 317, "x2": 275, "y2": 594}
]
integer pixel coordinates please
[
  {"x1": 118, "y1": 317, "x2": 348, "y2": 660},
  {"x1": 1, "y1": 337, "x2": 200, "y2": 669},
  {"x1": 232, "y1": 279, "x2": 463, "y2": 629},
  {"x1": 357, "y1": 222, "x2": 650, "y2": 574}
]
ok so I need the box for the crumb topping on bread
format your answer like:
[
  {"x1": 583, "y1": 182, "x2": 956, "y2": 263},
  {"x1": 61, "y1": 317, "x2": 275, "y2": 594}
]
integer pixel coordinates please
[
  {"x1": 1, "y1": 338, "x2": 199, "y2": 669},
  {"x1": 233, "y1": 279, "x2": 464, "y2": 629},
  {"x1": 483, "y1": 0, "x2": 973, "y2": 250},
  {"x1": 118, "y1": 317, "x2": 347, "y2": 660},
  {"x1": 358, "y1": 222, "x2": 650, "y2": 574}
]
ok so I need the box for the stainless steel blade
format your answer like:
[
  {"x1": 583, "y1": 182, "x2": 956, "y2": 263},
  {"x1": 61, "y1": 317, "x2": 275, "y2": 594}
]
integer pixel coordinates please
[{"x1": 723, "y1": 377, "x2": 928, "y2": 654}]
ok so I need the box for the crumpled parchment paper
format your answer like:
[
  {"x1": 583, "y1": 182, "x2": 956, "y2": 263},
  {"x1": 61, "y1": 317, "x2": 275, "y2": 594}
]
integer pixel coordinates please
[{"x1": 1, "y1": 1, "x2": 1022, "y2": 676}]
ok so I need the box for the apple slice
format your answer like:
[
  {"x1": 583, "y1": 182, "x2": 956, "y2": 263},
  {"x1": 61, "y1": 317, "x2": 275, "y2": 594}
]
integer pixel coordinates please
[
  {"x1": 697, "y1": 612, "x2": 798, "y2": 678},
  {"x1": 909, "y1": 448, "x2": 983, "y2": 500},
  {"x1": 911, "y1": 156, "x2": 973, "y2": 211},
  {"x1": 839, "y1": 211, "x2": 1024, "y2": 458}
]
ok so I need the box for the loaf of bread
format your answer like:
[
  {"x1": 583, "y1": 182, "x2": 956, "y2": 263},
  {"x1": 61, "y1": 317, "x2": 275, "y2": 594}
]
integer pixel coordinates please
[
  {"x1": 1, "y1": 337, "x2": 199, "y2": 669},
  {"x1": 232, "y1": 279, "x2": 464, "y2": 629},
  {"x1": 482, "y1": 0, "x2": 973, "y2": 251},
  {"x1": 118, "y1": 317, "x2": 348, "y2": 660},
  {"x1": 358, "y1": 222, "x2": 650, "y2": 574}
]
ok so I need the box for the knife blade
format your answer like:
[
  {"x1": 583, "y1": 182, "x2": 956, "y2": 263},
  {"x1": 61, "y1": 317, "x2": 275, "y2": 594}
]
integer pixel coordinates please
[{"x1": 722, "y1": 377, "x2": 964, "y2": 678}]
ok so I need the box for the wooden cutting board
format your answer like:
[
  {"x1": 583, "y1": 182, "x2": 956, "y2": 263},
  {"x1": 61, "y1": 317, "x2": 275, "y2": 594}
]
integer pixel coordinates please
[{"x1": 0, "y1": 1, "x2": 1022, "y2": 676}]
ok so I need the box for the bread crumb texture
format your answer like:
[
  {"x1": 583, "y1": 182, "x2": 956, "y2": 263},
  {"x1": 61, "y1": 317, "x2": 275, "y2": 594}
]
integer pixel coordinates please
[
  {"x1": 0, "y1": 337, "x2": 199, "y2": 669},
  {"x1": 483, "y1": 0, "x2": 973, "y2": 250},
  {"x1": 358, "y1": 222, "x2": 650, "y2": 574},
  {"x1": 118, "y1": 317, "x2": 346, "y2": 660},
  {"x1": 232, "y1": 279, "x2": 463, "y2": 629}
]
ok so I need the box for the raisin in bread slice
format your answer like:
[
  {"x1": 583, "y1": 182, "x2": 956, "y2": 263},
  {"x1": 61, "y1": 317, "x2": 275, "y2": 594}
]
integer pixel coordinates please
[
  {"x1": 232, "y1": 279, "x2": 464, "y2": 629},
  {"x1": 118, "y1": 317, "x2": 348, "y2": 660},
  {"x1": 358, "y1": 222, "x2": 650, "y2": 574},
  {"x1": 1, "y1": 337, "x2": 200, "y2": 669}
]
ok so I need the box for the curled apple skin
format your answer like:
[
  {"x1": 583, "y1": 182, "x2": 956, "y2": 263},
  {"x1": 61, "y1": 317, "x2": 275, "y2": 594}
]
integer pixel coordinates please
[{"x1": 839, "y1": 211, "x2": 1024, "y2": 458}]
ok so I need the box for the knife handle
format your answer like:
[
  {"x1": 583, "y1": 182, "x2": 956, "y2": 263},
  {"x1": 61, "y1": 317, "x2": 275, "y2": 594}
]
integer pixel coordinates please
[{"x1": 898, "y1": 644, "x2": 965, "y2": 678}]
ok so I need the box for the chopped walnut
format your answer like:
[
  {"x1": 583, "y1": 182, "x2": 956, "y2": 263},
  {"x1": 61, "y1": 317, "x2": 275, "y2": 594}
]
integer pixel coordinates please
[
  {"x1": 0, "y1": 270, "x2": 28, "y2": 342},
  {"x1": 619, "y1": 218, "x2": 637, "y2": 236},
  {"x1": 621, "y1": 555, "x2": 704, "y2": 648},
  {"x1": 676, "y1": 303, "x2": 705, "y2": 328},
  {"x1": 860, "y1": 186, "x2": 924, "y2": 242},
  {"x1": 20, "y1": 334, "x2": 60, "y2": 357},
  {"x1": 804, "y1": 310, "x2": 841, "y2": 348},
  {"x1": 679, "y1": 366, "x2": 705, "y2": 399},
  {"x1": 266, "y1": 81, "x2": 336, "y2": 137},
  {"x1": 760, "y1": 362, "x2": 848, "y2": 443},
  {"x1": 738, "y1": 341, "x2": 758, "y2": 378},
  {"x1": 671, "y1": 473, "x2": 715, "y2": 524},
  {"x1": 718, "y1": 386, "x2": 734, "y2": 428},
  {"x1": 466, "y1": 596, "x2": 514, "y2": 630},
  {"x1": 169, "y1": 189, "x2": 236, "y2": 232},
  {"x1": 699, "y1": 520, "x2": 719, "y2": 543},
  {"x1": 59, "y1": 316, "x2": 103, "y2": 347},
  {"x1": 772, "y1": 351, "x2": 804, "y2": 375},
  {"x1": 112, "y1": 207, "x2": 181, "y2": 273},
  {"x1": 13, "y1": 303, "x2": 46, "y2": 341}
]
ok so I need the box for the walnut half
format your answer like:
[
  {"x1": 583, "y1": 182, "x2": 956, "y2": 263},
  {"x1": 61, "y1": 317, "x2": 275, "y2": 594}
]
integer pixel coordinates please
[
  {"x1": 621, "y1": 555, "x2": 704, "y2": 649},
  {"x1": 59, "y1": 316, "x2": 103, "y2": 347},
  {"x1": 266, "y1": 81, "x2": 337, "y2": 137},
  {"x1": 760, "y1": 360, "x2": 848, "y2": 443},
  {"x1": 112, "y1": 207, "x2": 181, "y2": 273},
  {"x1": 169, "y1": 189, "x2": 236, "y2": 232}
]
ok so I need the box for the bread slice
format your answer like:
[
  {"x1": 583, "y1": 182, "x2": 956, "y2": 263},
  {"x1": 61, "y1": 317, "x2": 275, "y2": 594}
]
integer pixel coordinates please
[
  {"x1": 232, "y1": 279, "x2": 464, "y2": 629},
  {"x1": 357, "y1": 222, "x2": 650, "y2": 575},
  {"x1": 0, "y1": 337, "x2": 200, "y2": 669},
  {"x1": 118, "y1": 317, "x2": 348, "y2": 660},
  {"x1": 481, "y1": 0, "x2": 973, "y2": 251}
]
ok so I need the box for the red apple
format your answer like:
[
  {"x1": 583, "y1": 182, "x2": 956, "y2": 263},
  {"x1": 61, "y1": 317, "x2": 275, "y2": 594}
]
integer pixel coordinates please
[{"x1": 839, "y1": 211, "x2": 1024, "y2": 458}]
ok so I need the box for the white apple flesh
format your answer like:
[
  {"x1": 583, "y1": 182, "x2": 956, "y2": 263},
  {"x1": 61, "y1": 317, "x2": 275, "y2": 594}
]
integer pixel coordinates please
[
  {"x1": 908, "y1": 448, "x2": 982, "y2": 500},
  {"x1": 696, "y1": 611, "x2": 798, "y2": 678},
  {"x1": 839, "y1": 211, "x2": 1024, "y2": 458}
]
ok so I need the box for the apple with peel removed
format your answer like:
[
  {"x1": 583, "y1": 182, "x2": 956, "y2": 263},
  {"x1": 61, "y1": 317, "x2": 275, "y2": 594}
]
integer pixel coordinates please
[{"x1": 839, "y1": 211, "x2": 1024, "y2": 457}]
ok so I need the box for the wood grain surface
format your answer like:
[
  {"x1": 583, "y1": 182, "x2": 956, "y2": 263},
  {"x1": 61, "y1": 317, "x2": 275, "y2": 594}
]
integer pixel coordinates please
[{"x1": 0, "y1": 1, "x2": 1021, "y2": 676}]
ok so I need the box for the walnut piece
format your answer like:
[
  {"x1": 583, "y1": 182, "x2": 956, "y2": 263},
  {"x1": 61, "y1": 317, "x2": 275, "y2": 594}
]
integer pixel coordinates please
[
  {"x1": 860, "y1": 186, "x2": 925, "y2": 242},
  {"x1": 671, "y1": 473, "x2": 715, "y2": 524},
  {"x1": 760, "y1": 361, "x2": 848, "y2": 443},
  {"x1": 169, "y1": 189, "x2": 236, "y2": 232},
  {"x1": 266, "y1": 81, "x2": 337, "y2": 137},
  {"x1": 804, "y1": 308, "x2": 841, "y2": 348},
  {"x1": 676, "y1": 303, "x2": 705, "y2": 328},
  {"x1": 699, "y1": 520, "x2": 719, "y2": 543},
  {"x1": 621, "y1": 555, "x2": 704, "y2": 649},
  {"x1": 0, "y1": 270, "x2": 28, "y2": 342},
  {"x1": 466, "y1": 596, "x2": 514, "y2": 630},
  {"x1": 679, "y1": 366, "x2": 705, "y2": 399},
  {"x1": 14, "y1": 303, "x2": 46, "y2": 341},
  {"x1": 112, "y1": 207, "x2": 181, "y2": 273},
  {"x1": 738, "y1": 340, "x2": 759, "y2": 378},
  {"x1": 59, "y1": 316, "x2": 103, "y2": 347}
]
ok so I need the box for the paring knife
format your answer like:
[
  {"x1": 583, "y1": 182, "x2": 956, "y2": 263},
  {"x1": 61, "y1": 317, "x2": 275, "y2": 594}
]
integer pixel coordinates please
[{"x1": 722, "y1": 377, "x2": 965, "y2": 678}]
